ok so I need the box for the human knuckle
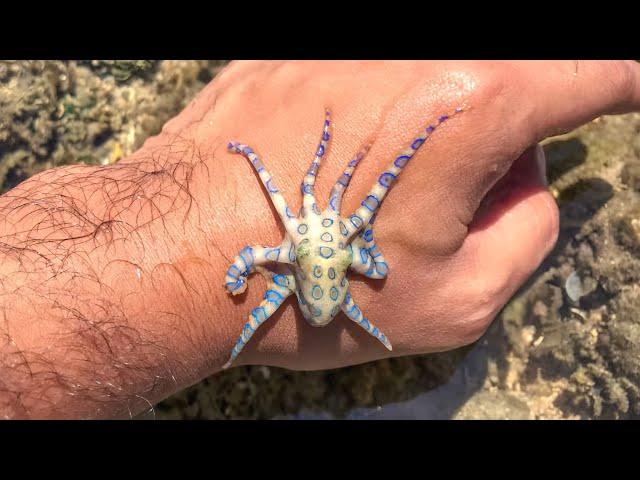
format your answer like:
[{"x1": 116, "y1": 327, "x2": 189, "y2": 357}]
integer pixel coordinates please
[{"x1": 609, "y1": 60, "x2": 636, "y2": 102}]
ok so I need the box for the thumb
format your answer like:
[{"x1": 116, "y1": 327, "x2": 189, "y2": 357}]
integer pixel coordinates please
[{"x1": 455, "y1": 144, "x2": 559, "y2": 315}]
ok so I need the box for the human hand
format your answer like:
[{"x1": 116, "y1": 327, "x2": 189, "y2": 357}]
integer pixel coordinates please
[{"x1": 174, "y1": 60, "x2": 639, "y2": 370}]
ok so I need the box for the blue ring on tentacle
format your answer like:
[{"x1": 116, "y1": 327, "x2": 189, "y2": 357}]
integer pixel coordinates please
[
  {"x1": 251, "y1": 306, "x2": 268, "y2": 324},
  {"x1": 394, "y1": 155, "x2": 410, "y2": 168},
  {"x1": 361, "y1": 195, "x2": 379, "y2": 212},
  {"x1": 378, "y1": 172, "x2": 396, "y2": 188},
  {"x1": 266, "y1": 179, "x2": 279, "y2": 193},
  {"x1": 273, "y1": 274, "x2": 289, "y2": 288},
  {"x1": 265, "y1": 248, "x2": 281, "y2": 261},
  {"x1": 264, "y1": 289, "x2": 284, "y2": 304},
  {"x1": 360, "y1": 247, "x2": 369, "y2": 264},
  {"x1": 411, "y1": 138, "x2": 424, "y2": 150}
]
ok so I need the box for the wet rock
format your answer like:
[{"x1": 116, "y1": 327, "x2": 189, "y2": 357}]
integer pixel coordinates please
[
  {"x1": 565, "y1": 271, "x2": 584, "y2": 303},
  {"x1": 453, "y1": 390, "x2": 531, "y2": 420}
]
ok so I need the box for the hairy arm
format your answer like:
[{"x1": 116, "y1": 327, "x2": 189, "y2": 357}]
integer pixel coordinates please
[{"x1": 0, "y1": 141, "x2": 239, "y2": 419}]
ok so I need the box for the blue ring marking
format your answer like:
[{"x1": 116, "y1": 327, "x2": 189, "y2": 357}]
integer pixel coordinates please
[
  {"x1": 316, "y1": 145, "x2": 325, "y2": 157},
  {"x1": 251, "y1": 306, "x2": 268, "y2": 324},
  {"x1": 302, "y1": 183, "x2": 313, "y2": 195},
  {"x1": 227, "y1": 264, "x2": 241, "y2": 278},
  {"x1": 340, "y1": 221, "x2": 348, "y2": 236},
  {"x1": 265, "y1": 248, "x2": 281, "y2": 261},
  {"x1": 266, "y1": 179, "x2": 279, "y2": 193},
  {"x1": 350, "y1": 215, "x2": 363, "y2": 229},
  {"x1": 225, "y1": 280, "x2": 243, "y2": 291},
  {"x1": 394, "y1": 154, "x2": 411, "y2": 168},
  {"x1": 321, "y1": 232, "x2": 333, "y2": 242},
  {"x1": 331, "y1": 305, "x2": 340, "y2": 317},
  {"x1": 338, "y1": 173, "x2": 351, "y2": 187},
  {"x1": 312, "y1": 285, "x2": 323, "y2": 300},
  {"x1": 322, "y1": 131, "x2": 330, "y2": 141},
  {"x1": 328, "y1": 267, "x2": 336, "y2": 280},
  {"x1": 242, "y1": 146, "x2": 253, "y2": 155},
  {"x1": 329, "y1": 195, "x2": 339, "y2": 211},
  {"x1": 297, "y1": 291, "x2": 307, "y2": 305},
  {"x1": 243, "y1": 322, "x2": 254, "y2": 336},
  {"x1": 378, "y1": 172, "x2": 396, "y2": 188},
  {"x1": 285, "y1": 206, "x2": 296, "y2": 219},
  {"x1": 312, "y1": 203, "x2": 321, "y2": 215},
  {"x1": 322, "y1": 218, "x2": 334, "y2": 227},
  {"x1": 308, "y1": 162, "x2": 319, "y2": 176},
  {"x1": 297, "y1": 223, "x2": 308, "y2": 234},
  {"x1": 264, "y1": 289, "x2": 284, "y2": 304},
  {"x1": 288, "y1": 243, "x2": 296, "y2": 262},
  {"x1": 330, "y1": 286, "x2": 339, "y2": 301},
  {"x1": 362, "y1": 195, "x2": 379, "y2": 212},
  {"x1": 376, "y1": 262, "x2": 389, "y2": 276},
  {"x1": 273, "y1": 274, "x2": 289, "y2": 287},
  {"x1": 319, "y1": 246, "x2": 334, "y2": 259},
  {"x1": 344, "y1": 292, "x2": 352, "y2": 304},
  {"x1": 360, "y1": 247, "x2": 369, "y2": 264},
  {"x1": 227, "y1": 142, "x2": 235, "y2": 150},
  {"x1": 313, "y1": 265, "x2": 323, "y2": 278},
  {"x1": 363, "y1": 228, "x2": 374, "y2": 242},
  {"x1": 438, "y1": 115, "x2": 449, "y2": 123},
  {"x1": 411, "y1": 138, "x2": 424, "y2": 150},
  {"x1": 312, "y1": 305, "x2": 323, "y2": 317},
  {"x1": 361, "y1": 318, "x2": 370, "y2": 330},
  {"x1": 426, "y1": 125, "x2": 435, "y2": 133},
  {"x1": 372, "y1": 327, "x2": 380, "y2": 337},
  {"x1": 366, "y1": 262, "x2": 376, "y2": 277},
  {"x1": 239, "y1": 247, "x2": 254, "y2": 271}
]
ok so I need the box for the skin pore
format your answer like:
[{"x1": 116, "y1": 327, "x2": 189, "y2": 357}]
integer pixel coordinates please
[{"x1": 1, "y1": 60, "x2": 639, "y2": 419}]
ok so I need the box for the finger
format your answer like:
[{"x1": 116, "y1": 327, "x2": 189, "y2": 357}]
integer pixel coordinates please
[
  {"x1": 514, "y1": 60, "x2": 640, "y2": 141},
  {"x1": 450, "y1": 145, "x2": 559, "y2": 338}
]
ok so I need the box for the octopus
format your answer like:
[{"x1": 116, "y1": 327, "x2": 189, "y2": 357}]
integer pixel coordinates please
[{"x1": 222, "y1": 106, "x2": 462, "y2": 369}]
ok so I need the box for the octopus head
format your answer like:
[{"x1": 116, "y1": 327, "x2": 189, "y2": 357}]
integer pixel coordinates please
[{"x1": 294, "y1": 238, "x2": 352, "y2": 326}]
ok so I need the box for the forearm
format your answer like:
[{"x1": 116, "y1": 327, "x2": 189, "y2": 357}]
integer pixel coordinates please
[{"x1": 0, "y1": 151, "x2": 238, "y2": 418}]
